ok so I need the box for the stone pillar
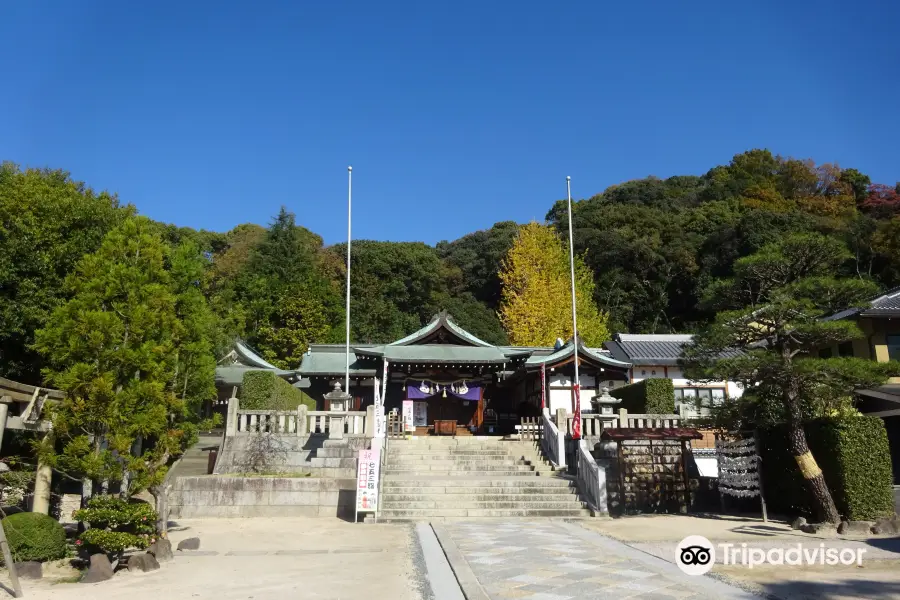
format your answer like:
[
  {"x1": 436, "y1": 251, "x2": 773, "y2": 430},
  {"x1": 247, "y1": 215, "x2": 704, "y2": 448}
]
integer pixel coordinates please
[
  {"x1": 226, "y1": 396, "x2": 240, "y2": 437},
  {"x1": 364, "y1": 405, "x2": 376, "y2": 438},
  {"x1": 555, "y1": 408, "x2": 567, "y2": 430},
  {"x1": 32, "y1": 441, "x2": 52, "y2": 515},
  {"x1": 0, "y1": 402, "x2": 9, "y2": 451},
  {"x1": 618, "y1": 407, "x2": 628, "y2": 427},
  {"x1": 329, "y1": 415, "x2": 345, "y2": 440},
  {"x1": 297, "y1": 405, "x2": 308, "y2": 436}
]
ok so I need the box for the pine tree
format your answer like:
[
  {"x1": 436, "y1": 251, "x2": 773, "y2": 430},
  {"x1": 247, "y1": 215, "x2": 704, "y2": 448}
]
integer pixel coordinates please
[
  {"x1": 684, "y1": 233, "x2": 897, "y2": 523},
  {"x1": 498, "y1": 222, "x2": 609, "y2": 346}
]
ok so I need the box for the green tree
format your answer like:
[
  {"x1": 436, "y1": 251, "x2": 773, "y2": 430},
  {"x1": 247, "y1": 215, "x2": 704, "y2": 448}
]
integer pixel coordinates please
[
  {"x1": 0, "y1": 163, "x2": 129, "y2": 382},
  {"x1": 436, "y1": 221, "x2": 519, "y2": 308},
  {"x1": 256, "y1": 286, "x2": 331, "y2": 369},
  {"x1": 33, "y1": 217, "x2": 214, "y2": 518},
  {"x1": 684, "y1": 234, "x2": 897, "y2": 523},
  {"x1": 499, "y1": 223, "x2": 609, "y2": 346}
]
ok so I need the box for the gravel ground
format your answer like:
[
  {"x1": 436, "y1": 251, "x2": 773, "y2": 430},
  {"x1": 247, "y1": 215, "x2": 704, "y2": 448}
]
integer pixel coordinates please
[{"x1": 11, "y1": 518, "x2": 423, "y2": 600}]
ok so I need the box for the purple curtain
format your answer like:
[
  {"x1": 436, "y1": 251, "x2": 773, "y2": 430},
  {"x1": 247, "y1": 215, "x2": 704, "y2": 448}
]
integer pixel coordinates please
[{"x1": 407, "y1": 380, "x2": 482, "y2": 400}]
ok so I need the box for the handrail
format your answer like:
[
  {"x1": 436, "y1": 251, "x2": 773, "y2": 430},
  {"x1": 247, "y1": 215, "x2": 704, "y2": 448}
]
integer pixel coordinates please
[
  {"x1": 540, "y1": 408, "x2": 566, "y2": 468},
  {"x1": 575, "y1": 439, "x2": 607, "y2": 514}
]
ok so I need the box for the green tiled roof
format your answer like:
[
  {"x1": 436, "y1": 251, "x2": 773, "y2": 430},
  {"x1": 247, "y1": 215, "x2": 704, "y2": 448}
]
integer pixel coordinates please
[
  {"x1": 389, "y1": 311, "x2": 495, "y2": 347},
  {"x1": 215, "y1": 365, "x2": 296, "y2": 386},
  {"x1": 356, "y1": 344, "x2": 521, "y2": 364},
  {"x1": 299, "y1": 346, "x2": 377, "y2": 377},
  {"x1": 524, "y1": 339, "x2": 630, "y2": 370}
]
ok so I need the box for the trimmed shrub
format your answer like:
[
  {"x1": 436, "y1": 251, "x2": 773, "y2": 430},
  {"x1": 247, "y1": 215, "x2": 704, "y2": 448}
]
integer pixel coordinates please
[
  {"x1": 609, "y1": 378, "x2": 675, "y2": 414},
  {"x1": 759, "y1": 416, "x2": 894, "y2": 521},
  {"x1": 1, "y1": 512, "x2": 67, "y2": 563},
  {"x1": 242, "y1": 370, "x2": 315, "y2": 411},
  {"x1": 74, "y1": 495, "x2": 158, "y2": 557}
]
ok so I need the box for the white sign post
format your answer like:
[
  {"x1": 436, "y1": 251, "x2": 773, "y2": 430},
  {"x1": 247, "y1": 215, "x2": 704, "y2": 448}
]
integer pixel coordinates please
[
  {"x1": 402, "y1": 400, "x2": 414, "y2": 435},
  {"x1": 355, "y1": 449, "x2": 380, "y2": 523},
  {"x1": 373, "y1": 378, "x2": 385, "y2": 439}
]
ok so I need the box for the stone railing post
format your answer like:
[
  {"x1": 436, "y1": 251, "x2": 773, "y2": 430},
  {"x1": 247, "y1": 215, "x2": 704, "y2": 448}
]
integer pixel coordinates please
[
  {"x1": 618, "y1": 407, "x2": 628, "y2": 428},
  {"x1": 226, "y1": 396, "x2": 240, "y2": 437},
  {"x1": 329, "y1": 414, "x2": 345, "y2": 440},
  {"x1": 555, "y1": 408, "x2": 567, "y2": 431},
  {"x1": 297, "y1": 405, "x2": 308, "y2": 436},
  {"x1": 365, "y1": 405, "x2": 375, "y2": 438}
]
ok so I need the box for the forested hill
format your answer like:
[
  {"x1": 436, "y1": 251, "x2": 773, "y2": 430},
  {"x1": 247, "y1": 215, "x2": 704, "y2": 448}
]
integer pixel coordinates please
[{"x1": 2, "y1": 149, "x2": 899, "y2": 384}]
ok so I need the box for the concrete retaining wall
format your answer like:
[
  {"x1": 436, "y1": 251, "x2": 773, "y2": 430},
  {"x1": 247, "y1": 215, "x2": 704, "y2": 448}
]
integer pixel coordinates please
[
  {"x1": 213, "y1": 434, "x2": 367, "y2": 477},
  {"x1": 169, "y1": 476, "x2": 355, "y2": 519}
]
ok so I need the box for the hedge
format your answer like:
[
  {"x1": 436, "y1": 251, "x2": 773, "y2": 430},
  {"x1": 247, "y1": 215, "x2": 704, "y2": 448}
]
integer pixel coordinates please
[
  {"x1": 758, "y1": 416, "x2": 894, "y2": 521},
  {"x1": 609, "y1": 378, "x2": 675, "y2": 414},
  {"x1": 241, "y1": 370, "x2": 316, "y2": 412},
  {"x1": 1, "y1": 512, "x2": 67, "y2": 563}
]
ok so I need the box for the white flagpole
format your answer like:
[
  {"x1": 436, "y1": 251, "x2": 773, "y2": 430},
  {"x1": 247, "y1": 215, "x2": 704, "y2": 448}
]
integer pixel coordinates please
[
  {"x1": 566, "y1": 176, "x2": 581, "y2": 440},
  {"x1": 345, "y1": 166, "x2": 352, "y2": 394}
]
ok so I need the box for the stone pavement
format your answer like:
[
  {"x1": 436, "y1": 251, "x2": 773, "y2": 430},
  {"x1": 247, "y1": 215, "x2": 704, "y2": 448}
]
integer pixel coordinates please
[{"x1": 443, "y1": 520, "x2": 755, "y2": 600}]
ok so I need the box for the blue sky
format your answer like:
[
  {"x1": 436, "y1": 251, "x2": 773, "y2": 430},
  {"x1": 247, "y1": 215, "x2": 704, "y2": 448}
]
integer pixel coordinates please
[{"x1": 2, "y1": 1, "x2": 898, "y2": 245}]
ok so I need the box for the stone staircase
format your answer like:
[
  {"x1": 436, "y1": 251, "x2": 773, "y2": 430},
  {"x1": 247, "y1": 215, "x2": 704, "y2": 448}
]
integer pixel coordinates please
[{"x1": 379, "y1": 437, "x2": 590, "y2": 520}]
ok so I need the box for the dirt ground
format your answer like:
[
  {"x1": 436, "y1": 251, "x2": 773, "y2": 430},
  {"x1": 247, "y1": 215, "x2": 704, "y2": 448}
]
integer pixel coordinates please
[
  {"x1": 579, "y1": 514, "x2": 900, "y2": 600},
  {"x1": 5, "y1": 518, "x2": 425, "y2": 600}
]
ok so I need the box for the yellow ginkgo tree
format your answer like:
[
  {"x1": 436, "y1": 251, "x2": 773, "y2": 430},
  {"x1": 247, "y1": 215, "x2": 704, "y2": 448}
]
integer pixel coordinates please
[{"x1": 498, "y1": 222, "x2": 609, "y2": 347}]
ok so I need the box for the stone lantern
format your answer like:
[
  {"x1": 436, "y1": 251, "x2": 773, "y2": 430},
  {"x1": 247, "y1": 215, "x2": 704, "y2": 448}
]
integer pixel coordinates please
[
  {"x1": 591, "y1": 387, "x2": 620, "y2": 416},
  {"x1": 324, "y1": 381, "x2": 351, "y2": 412}
]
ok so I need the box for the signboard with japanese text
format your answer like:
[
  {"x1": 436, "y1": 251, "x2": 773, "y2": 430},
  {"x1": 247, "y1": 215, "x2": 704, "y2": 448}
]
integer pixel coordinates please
[
  {"x1": 355, "y1": 449, "x2": 380, "y2": 518},
  {"x1": 402, "y1": 400, "x2": 414, "y2": 433}
]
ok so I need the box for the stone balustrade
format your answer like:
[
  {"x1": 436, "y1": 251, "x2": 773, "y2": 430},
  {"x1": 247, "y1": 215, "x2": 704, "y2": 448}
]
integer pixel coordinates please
[
  {"x1": 540, "y1": 408, "x2": 566, "y2": 468},
  {"x1": 575, "y1": 439, "x2": 607, "y2": 515},
  {"x1": 225, "y1": 397, "x2": 372, "y2": 440},
  {"x1": 564, "y1": 409, "x2": 682, "y2": 436}
]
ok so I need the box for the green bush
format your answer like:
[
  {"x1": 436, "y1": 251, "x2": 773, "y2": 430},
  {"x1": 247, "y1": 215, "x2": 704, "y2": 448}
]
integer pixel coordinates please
[
  {"x1": 609, "y1": 378, "x2": 675, "y2": 414},
  {"x1": 73, "y1": 495, "x2": 158, "y2": 556},
  {"x1": 759, "y1": 416, "x2": 894, "y2": 521},
  {"x1": 1, "y1": 512, "x2": 67, "y2": 563},
  {"x1": 242, "y1": 370, "x2": 316, "y2": 411}
]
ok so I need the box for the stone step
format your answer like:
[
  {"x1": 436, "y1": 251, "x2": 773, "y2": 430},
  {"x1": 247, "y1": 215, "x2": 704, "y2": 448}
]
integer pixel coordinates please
[
  {"x1": 378, "y1": 507, "x2": 592, "y2": 519},
  {"x1": 388, "y1": 450, "x2": 513, "y2": 457},
  {"x1": 382, "y1": 476, "x2": 574, "y2": 486},
  {"x1": 381, "y1": 500, "x2": 586, "y2": 510},
  {"x1": 381, "y1": 484, "x2": 577, "y2": 495},
  {"x1": 386, "y1": 459, "x2": 525, "y2": 467},
  {"x1": 385, "y1": 463, "x2": 535, "y2": 471},
  {"x1": 307, "y1": 457, "x2": 357, "y2": 468},
  {"x1": 382, "y1": 492, "x2": 578, "y2": 502},
  {"x1": 316, "y1": 448, "x2": 359, "y2": 458},
  {"x1": 383, "y1": 470, "x2": 536, "y2": 477}
]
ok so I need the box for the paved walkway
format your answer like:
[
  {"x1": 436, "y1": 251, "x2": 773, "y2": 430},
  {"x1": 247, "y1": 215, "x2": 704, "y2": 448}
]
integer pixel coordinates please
[{"x1": 442, "y1": 520, "x2": 754, "y2": 600}]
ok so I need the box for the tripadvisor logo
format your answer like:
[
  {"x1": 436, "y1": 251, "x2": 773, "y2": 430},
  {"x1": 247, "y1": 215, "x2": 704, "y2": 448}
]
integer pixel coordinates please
[
  {"x1": 676, "y1": 535, "x2": 715, "y2": 575},
  {"x1": 676, "y1": 536, "x2": 867, "y2": 575}
]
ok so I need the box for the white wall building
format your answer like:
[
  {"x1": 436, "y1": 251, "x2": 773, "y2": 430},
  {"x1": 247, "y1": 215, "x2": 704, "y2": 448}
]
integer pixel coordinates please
[{"x1": 603, "y1": 333, "x2": 744, "y2": 418}]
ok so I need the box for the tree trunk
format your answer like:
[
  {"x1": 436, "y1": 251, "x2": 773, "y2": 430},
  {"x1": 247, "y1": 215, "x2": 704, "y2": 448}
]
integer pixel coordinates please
[
  {"x1": 781, "y1": 344, "x2": 841, "y2": 523},
  {"x1": 781, "y1": 344, "x2": 840, "y2": 523},
  {"x1": 150, "y1": 483, "x2": 169, "y2": 537},
  {"x1": 786, "y1": 420, "x2": 840, "y2": 523}
]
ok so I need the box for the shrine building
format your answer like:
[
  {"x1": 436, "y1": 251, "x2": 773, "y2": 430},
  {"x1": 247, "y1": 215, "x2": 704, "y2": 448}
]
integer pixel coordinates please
[{"x1": 297, "y1": 311, "x2": 631, "y2": 435}]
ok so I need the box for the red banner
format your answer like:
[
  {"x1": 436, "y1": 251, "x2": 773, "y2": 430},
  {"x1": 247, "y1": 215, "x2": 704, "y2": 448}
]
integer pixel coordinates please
[
  {"x1": 540, "y1": 363, "x2": 546, "y2": 411},
  {"x1": 572, "y1": 383, "x2": 582, "y2": 439}
]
